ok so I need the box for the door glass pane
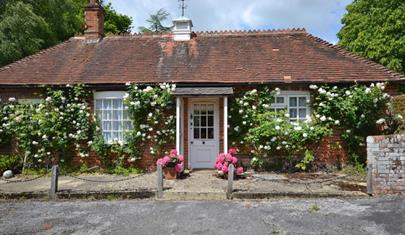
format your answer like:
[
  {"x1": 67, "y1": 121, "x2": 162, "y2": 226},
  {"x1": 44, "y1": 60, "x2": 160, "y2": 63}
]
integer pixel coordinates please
[
  {"x1": 194, "y1": 105, "x2": 200, "y2": 115},
  {"x1": 289, "y1": 97, "x2": 297, "y2": 107},
  {"x1": 208, "y1": 115, "x2": 214, "y2": 126},
  {"x1": 200, "y1": 128, "x2": 207, "y2": 139},
  {"x1": 201, "y1": 115, "x2": 207, "y2": 126},
  {"x1": 194, "y1": 128, "x2": 200, "y2": 139},
  {"x1": 299, "y1": 97, "x2": 307, "y2": 107},
  {"x1": 207, "y1": 104, "x2": 214, "y2": 115},
  {"x1": 194, "y1": 116, "x2": 200, "y2": 127},
  {"x1": 200, "y1": 104, "x2": 206, "y2": 115},
  {"x1": 208, "y1": 128, "x2": 214, "y2": 139}
]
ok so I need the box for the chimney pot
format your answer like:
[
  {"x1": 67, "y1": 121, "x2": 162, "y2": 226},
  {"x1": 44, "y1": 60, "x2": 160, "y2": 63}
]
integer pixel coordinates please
[{"x1": 172, "y1": 17, "x2": 193, "y2": 41}]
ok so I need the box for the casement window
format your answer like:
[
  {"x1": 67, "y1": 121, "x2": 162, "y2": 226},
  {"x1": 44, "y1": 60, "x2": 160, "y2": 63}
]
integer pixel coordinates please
[
  {"x1": 94, "y1": 91, "x2": 132, "y2": 144},
  {"x1": 270, "y1": 91, "x2": 311, "y2": 121}
]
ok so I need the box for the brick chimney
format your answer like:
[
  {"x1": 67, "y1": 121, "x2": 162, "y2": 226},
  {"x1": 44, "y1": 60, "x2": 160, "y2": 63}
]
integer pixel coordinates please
[{"x1": 84, "y1": 0, "x2": 104, "y2": 42}]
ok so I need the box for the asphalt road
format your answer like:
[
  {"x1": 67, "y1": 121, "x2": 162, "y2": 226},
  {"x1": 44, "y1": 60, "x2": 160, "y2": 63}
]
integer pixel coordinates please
[{"x1": 0, "y1": 197, "x2": 404, "y2": 235}]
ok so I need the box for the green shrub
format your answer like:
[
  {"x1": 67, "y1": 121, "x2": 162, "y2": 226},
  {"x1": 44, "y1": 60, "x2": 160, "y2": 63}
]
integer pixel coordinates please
[
  {"x1": 0, "y1": 155, "x2": 21, "y2": 174},
  {"x1": 295, "y1": 150, "x2": 315, "y2": 171}
]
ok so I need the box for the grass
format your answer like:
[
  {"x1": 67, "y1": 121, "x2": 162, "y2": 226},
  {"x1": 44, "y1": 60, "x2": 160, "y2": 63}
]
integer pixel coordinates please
[{"x1": 308, "y1": 204, "x2": 320, "y2": 213}]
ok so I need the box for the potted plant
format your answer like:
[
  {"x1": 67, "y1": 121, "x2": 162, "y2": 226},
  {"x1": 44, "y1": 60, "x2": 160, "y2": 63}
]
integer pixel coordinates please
[
  {"x1": 156, "y1": 149, "x2": 184, "y2": 180},
  {"x1": 215, "y1": 148, "x2": 244, "y2": 178}
]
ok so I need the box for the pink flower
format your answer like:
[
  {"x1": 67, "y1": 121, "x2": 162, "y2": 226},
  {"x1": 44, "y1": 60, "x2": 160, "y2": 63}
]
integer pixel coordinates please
[
  {"x1": 226, "y1": 154, "x2": 233, "y2": 162},
  {"x1": 175, "y1": 163, "x2": 184, "y2": 173},
  {"x1": 162, "y1": 156, "x2": 171, "y2": 165},
  {"x1": 228, "y1": 148, "x2": 237, "y2": 155},
  {"x1": 218, "y1": 153, "x2": 225, "y2": 163},
  {"x1": 178, "y1": 155, "x2": 184, "y2": 162},
  {"x1": 216, "y1": 162, "x2": 223, "y2": 170},
  {"x1": 223, "y1": 162, "x2": 229, "y2": 167},
  {"x1": 156, "y1": 159, "x2": 164, "y2": 166},
  {"x1": 221, "y1": 165, "x2": 229, "y2": 174},
  {"x1": 236, "y1": 167, "x2": 244, "y2": 175},
  {"x1": 170, "y1": 149, "x2": 178, "y2": 156},
  {"x1": 232, "y1": 157, "x2": 238, "y2": 164}
]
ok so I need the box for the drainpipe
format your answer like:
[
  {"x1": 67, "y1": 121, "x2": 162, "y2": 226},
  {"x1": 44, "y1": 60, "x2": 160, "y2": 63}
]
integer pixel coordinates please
[
  {"x1": 224, "y1": 96, "x2": 228, "y2": 154},
  {"x1": 176, "y1": 97, "x2": 181, "y2": 154}
]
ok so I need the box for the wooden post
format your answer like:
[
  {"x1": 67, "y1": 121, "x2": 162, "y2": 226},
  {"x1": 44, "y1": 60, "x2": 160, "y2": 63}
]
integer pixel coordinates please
[
  {"x1": 227, "y1": 164, "x2": 234, "y2": 199},
  {"x1": 49, "y1": 165, "x2": 59, "y2": 200},
  {"x1": 22, "y1": 152, "x2": 29, "y2": 175},
  {"x1": 157, "y1": 164, "x2": 163, "y2": 199},
  {"x1": 367, "y1": 163, "x2": 373, "y2": 195}
]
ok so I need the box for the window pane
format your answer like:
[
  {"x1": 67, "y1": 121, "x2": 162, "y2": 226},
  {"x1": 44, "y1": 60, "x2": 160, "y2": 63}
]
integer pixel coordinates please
[
  {"x1": 103, "y1": 100, "x2": 112, "y2": 109},
  {"x1": 208, "y1": 128, "x2": 214, "y2": 139},
  {"x1": 299, "y1": 108, "x2": 307, "y2": 118},
  {"x1": 112, "y1": 132, "x2": 119, "y2": 141},
  {"x1": 299, "y1": 97, "x2": 307, "y2": 107},
  {"x1": 113, "y1": 121, "x2": 122, "y2": 131},
  {"x1": 113, "y1": 110, "x2": 122, "y2": 120},
  {"x1": 289, "y1": 109, "x2": 297, "y2": 118},
  {"x1": 276, "y1": 97, "x2": 284, "y2": 104},
  {"x1": 289, "y1": 97, "x2": 297, "y2": 107},
  {"x1": 113, "y1": 99, "x2": 122, "y2": 109},
  {"x1": 96, "y1": 110, "x2": 102, "y2": 121},
  {"x1": 102, "y1": 121, "x2": 111, "y2": 130},
  {"x1": 103, "y1": 110, "x2": 111, "y2": 120},
  {"x1": 103, "y1": 132, "x2": 112, "y2": 143},
  {"x1": 123, "y1": 110, "x2": 129, "y2": 120},
  {"x1": 96, "y1": 100, "x2": 102, "y2": 109}
]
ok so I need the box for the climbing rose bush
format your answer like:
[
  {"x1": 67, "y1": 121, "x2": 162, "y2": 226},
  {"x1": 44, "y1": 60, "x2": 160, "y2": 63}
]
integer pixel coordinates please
[
  {"x1": 156, "y1": 149, "x2": 184, "y2": 173},
  {"x1": 215, "y1": 148, "x2": 244, "y2": 175},
  {"x1": 311, "y1": 82, "x2": 401, "y2": 163}
]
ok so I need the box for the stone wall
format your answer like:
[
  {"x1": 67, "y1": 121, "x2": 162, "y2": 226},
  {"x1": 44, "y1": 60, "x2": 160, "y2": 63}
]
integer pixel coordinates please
[{"x1": 367, "y1": 134, "x2": 405, "y2": 195}]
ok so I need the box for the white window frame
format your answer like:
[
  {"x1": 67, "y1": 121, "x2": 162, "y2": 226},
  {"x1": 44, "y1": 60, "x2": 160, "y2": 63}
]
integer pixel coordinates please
[
  {"x1": 94, "y1": 91, "x2": 132, "y2": 144},
  {"x1": 271, "y1": 90, "x2": 311, "y2": 122},
  {"x1": 18, "y1": 98, "x2": 43, "y2": 105}
]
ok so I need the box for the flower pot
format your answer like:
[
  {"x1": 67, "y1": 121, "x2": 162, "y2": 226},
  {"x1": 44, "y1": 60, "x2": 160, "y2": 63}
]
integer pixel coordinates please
[{"x1": 163, "y1": 167, "x2": 177, "y2": 180}]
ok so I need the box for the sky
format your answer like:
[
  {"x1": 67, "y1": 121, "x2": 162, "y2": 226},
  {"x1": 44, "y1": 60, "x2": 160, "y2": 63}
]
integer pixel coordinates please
[{"x1": 105, "y1": 0, "x2": 353, "y2": 44}]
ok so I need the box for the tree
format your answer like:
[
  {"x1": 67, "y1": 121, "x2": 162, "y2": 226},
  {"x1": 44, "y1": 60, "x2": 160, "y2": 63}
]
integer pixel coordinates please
[
  {"x1": 337, "y1": 0, "x2": 405, "y2": 74},
  {"x1": 0, "y1": 2, "x2": 51, "y2": 65},
  {"x1": 0, "y1": 0, "x2": 132, "y2": 66},
  {"x1": 103, "y1": 2, "x2": 132, "y2": 34},
  {"x1": 139, "y1": 8, "x2": 172, "y2": 33}
]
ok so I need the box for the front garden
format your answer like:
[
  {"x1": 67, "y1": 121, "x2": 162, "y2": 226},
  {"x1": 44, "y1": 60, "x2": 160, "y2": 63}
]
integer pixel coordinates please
[{"x1": 0, "y1": 82, "x2": 403, "y2": 177}]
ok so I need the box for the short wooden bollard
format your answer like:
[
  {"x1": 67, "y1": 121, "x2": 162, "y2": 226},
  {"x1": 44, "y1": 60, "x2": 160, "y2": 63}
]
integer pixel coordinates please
[
  {"x1": 227, "y1": 164, "x2": 234, "y2": 199},
  {"x1": 157, "y1": 164, "x2": 163, "y2": 198},
  {"x1": 367, "y1": 163, "x2": 373, "y2": 195},
  {"x1": 49, "y1": 165, "x2": 59, "y2": 200}
]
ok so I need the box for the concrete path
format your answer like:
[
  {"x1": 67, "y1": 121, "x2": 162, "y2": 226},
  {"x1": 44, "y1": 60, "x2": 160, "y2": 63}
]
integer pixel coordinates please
[
  {"x1": 1, "y1": 197, "x2": 404, "y2": 234},
  {"x1": 0, "y1": 170, "x2": 367, "y2": 200}
]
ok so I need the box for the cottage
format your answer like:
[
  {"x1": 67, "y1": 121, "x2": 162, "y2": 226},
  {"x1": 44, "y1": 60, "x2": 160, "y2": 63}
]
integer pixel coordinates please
[{"x1": 0, "y1": 0, "x2": 404, "y2": 171}]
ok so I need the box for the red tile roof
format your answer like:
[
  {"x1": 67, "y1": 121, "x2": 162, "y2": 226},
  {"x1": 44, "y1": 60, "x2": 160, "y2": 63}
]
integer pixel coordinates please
[{"x1": 0, "y1": 29, "x2": 403, "y2": 85}]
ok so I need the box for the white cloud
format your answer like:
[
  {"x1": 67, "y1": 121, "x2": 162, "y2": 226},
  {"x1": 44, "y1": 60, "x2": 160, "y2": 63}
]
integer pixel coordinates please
[{"x1": 106, "y1": 0, "x2": 352, "y2": 43}]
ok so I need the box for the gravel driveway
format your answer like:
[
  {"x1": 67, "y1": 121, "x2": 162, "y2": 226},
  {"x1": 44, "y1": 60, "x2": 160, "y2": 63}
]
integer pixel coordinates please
[{"x1": 0, "y1": 196, "x2": 404, "y2": 235}]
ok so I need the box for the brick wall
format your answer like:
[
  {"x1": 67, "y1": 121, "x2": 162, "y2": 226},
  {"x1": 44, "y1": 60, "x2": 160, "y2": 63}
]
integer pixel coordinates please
[{"x1": 367, "y1": 134, "x2": 405, "y2": 195}]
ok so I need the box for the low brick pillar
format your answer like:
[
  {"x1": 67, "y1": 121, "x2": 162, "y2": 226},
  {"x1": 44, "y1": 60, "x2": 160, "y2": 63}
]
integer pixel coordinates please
[{"x1": 367, "y1": 134, "x2": 405, "y2": 195}]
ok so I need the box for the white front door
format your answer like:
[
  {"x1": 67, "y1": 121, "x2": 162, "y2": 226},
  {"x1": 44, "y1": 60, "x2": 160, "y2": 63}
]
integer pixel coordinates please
[{"x1": 189, "y1": 99, "x2": 219, "y2": 169}]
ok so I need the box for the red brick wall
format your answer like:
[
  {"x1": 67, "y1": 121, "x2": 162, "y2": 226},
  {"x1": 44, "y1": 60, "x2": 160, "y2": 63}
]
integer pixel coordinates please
[{"x1": 313, "y1": 129, "x2": 348, "y2": 169}]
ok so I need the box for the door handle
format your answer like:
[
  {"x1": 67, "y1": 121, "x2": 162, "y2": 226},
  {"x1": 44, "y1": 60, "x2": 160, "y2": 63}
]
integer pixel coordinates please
[
  {"x1": 203, "y1": 141, "x2": 205, "y2": 145},
  {"x1": 191, "y1": 141, "x2": 193, "y2": 144}
]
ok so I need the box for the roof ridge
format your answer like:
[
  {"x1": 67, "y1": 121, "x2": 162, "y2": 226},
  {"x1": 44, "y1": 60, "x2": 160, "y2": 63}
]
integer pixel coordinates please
[
  {"x1": 0, "y1": 39, "x2": 74, "y2": 73},
  {"x1": 305, "y1": 33, "x2": 405, "y2": 80},
  {"x1": 103, "y1": 28, "x2": 307, "y2": 38}
]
